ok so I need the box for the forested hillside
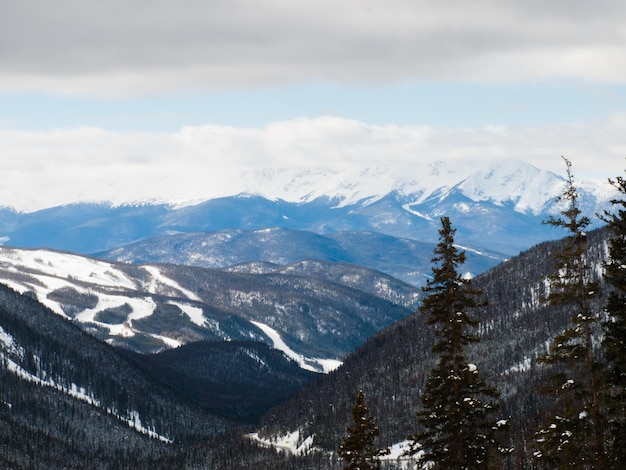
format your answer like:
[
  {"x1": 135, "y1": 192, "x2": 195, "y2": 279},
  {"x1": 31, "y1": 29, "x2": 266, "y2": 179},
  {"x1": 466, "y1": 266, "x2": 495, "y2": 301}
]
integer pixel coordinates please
[
  {"x1": 0, "y1": 226, "x2": 617, "y2": 468},
  {"x1": 253, "y1": 227, "x2": 610, "y2": 467},
  {"x1": 0, "y1": 284, "x2": 233, "y2": 468},
  {"x1": 123, "y1": 340, "x2": 320, "y2": 423}
]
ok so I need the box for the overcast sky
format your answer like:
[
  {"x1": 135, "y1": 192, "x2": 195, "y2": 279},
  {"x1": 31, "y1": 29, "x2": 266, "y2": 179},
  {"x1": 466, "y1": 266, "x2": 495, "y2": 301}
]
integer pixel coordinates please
[{"x1": 1, "y1": 0, "x2": 625, "y2": 211}]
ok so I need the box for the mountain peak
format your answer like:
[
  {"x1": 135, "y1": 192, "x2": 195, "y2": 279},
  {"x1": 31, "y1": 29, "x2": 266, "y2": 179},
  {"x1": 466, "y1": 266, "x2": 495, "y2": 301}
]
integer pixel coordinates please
[
  {"x1": 240, "y1": 161, "x2": 478, "y2": 208},
  {"x1": 458, "y1": 159, "x2": 565, "y2": 214}
]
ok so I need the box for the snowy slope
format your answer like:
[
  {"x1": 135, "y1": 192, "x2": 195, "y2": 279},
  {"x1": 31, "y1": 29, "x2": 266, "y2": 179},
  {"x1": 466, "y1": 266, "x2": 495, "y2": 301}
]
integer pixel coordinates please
[
  {"x1": 242, "y1": 161, "x2": 477, "y2": 208},
  {"x1": 0, "y1": 246, "x2": 416, "y2": 372},
  {"x1": 457, "y1": 159, "x2": 565, "y2": 214},
  {"x1": 234, "y1": 160, "x2": 580, "y2": 214},
  {"x1": 0, "y1": 247, "x2": 197, "y2": 320}
]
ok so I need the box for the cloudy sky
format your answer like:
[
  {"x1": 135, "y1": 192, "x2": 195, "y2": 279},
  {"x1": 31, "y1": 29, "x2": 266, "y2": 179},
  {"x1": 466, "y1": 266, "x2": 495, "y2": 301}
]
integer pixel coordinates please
[{"x1": 1, "y1": 0, "x2": 625, "y2": 211}]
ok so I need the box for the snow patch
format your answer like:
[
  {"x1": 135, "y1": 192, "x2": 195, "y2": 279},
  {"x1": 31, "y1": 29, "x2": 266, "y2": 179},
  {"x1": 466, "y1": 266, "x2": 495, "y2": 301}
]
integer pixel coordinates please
[
  {"x1": 0, "y1": 326, "x2": 24, "y2": 358},
  {"x1": 250, "y1": 320, "x2": 341, "y2": 373},
  {"x1": 505, "y1": 357, "x2": 532, "y2": 374},
  {"x1": 143, "y1": 265, "x2": 202, "y2": 301},
  {"x1": 380, "y1": 440, "x2": 423, "y2": 468},
  {"x1": 148, "y1": 333, "x2": 182, "y2": 349},
  {"x1": 247, "y1": 430, "x2": 315, "y2": 456},
  {"x1": 170, "y1": 301, "x2": 206, "y2": 327}
]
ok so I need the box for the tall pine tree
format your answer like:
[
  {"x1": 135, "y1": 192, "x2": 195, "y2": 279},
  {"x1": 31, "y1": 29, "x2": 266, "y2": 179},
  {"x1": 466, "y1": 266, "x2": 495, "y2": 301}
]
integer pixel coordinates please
[
  {"x1": 338, "y1": 390, "x2": 389, "y2": 470},
  {"x1": 406, "y1": 216, "x2": 504, "y2": 470},
  {"x1": 601, "y1": 171, "x2": 626, "y2": 467},
  {"x1": 532, "y1": 157, "x2": 605, "y2": 468}
]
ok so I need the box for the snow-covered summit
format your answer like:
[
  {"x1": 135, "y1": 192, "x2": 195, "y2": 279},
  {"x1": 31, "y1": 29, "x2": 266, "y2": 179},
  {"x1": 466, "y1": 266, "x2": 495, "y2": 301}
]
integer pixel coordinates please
[
  {"x1": 457, "y1": 159, "x2": 565, "y2": 215},
  {"x1": 0, "y1": 159, "x2": 611, "y2": 217},
  {"x1": 237, "y1": 159, "x2": 572, "y2": 211},
  {"x1": 234, "y1": 159, "x2": 612, "y2": 218}
]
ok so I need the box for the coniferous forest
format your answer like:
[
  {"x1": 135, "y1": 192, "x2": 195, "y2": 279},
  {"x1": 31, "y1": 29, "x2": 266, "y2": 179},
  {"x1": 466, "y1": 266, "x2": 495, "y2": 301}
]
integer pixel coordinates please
[{"x1": 1, "y1": 162, "x2": 626, "y2": 469}]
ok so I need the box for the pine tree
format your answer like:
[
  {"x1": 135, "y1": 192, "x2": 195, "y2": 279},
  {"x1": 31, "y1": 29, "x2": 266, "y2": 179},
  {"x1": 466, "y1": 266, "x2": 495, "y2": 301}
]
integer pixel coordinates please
[
  {"x1": 601, "y1": 172, "x2": 626, "y2": 467},
  {"x1": 406, "y1": 216, "x2": 504, "y2": 470},
  {"x1": 532, "y1": 157, "x2": 605, "y2": 468},
  {"x1": 338, "y1": 390, "x2": 389, "y2": 470}
]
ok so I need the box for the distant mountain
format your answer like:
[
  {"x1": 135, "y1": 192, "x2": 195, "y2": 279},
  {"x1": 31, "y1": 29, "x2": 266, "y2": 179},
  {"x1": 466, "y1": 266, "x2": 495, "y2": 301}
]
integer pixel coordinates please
[
  {"x1": 0, "y1": 246, "x2": 418, "y2": 372},
  {"x1": 96, "y1": 227, "x2": 505, "y2": 286},
  {"x1": 0, "y1": 161, "x2": 614, "y2": 258}
]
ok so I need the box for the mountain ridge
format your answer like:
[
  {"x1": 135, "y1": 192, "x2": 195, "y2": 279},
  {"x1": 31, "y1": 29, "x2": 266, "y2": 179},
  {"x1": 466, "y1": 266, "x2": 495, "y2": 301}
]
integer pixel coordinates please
[
  {"x1": 96, "y1": 227, "x2": 504, "y2": 286},
  {"x1": 0, "y1": 245, "x2": 419, "y2": 371},
  {"x1": 0, "y1": 160, "x2": 613, "y2": 257}
]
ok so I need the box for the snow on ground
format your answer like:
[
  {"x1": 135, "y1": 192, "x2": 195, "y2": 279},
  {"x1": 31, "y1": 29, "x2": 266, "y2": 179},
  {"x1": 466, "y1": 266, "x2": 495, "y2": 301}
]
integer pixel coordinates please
[
  {"x1": 455, "y1": 244, "x2": 503, "y2": 260},
  {"x1": 247, "y1": 432, "x2": 423, "y2": 467},
  {"x1": 250, "y1": 320, "x2": 342, "y2": 373},
  {"x1": 143, "y1": 265, "x2": 202, "y2": 301},
  {"x1": 0, "y1": 279, "x2": 28, "y2": 295},
  {"x1": 74, "y1": 294, "x2": 157, "y2": 337},
  {"x1": 380, "y1": 440, "x2": 423, "y2": 468},
  {"x1": 0, "y1": 266, "x2": 84, "y2": 317},
  {"x1": 247, "y1": 430, "x2": 315, "y2": 456},
  {"x1": 315, "y1": 358, "x2": 344, "y2": 373},
  {"x1": 0, "y1": 247, "x2": 137, "y2": 289},
  {"x1": 0, "y1": 326, "x2": 24, "y2": 358},
  {"x1": 1, "y1": 350, "x2": 171, "y2": 443},
  {"x1": 505, "y1": 356, "x2": 532, "y2": 374},
  {"x1": 402, "y1": 203, "x2": 433, "y2": 220},
  {"x1": 148, "y1": 332, "x2": 182, "y2": 348},
  {"x1": 170, "y1": 301, "x2": 206, "y2": 327}
]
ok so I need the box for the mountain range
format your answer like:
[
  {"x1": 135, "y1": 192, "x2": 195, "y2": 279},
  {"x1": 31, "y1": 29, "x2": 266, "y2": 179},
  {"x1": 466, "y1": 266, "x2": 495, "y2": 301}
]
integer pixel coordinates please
[
  {"x1": 95, "y1": 227, "x2": 504, "y2": 286},
  {"x1": 0, "y1": 160, "x2": 614, "y2": 260},
  {"x1": 0, "y1": 158, "x2": 621, "y2": 467},
  {"x1": 0, "y1": 225, "x2": 613, "y2": 468}
]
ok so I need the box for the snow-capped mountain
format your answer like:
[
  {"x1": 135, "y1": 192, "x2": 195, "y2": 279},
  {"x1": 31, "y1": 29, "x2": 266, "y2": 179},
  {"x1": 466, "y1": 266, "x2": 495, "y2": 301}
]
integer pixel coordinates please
[
  {"x1": 0, "y1": 160, "x2": 613, "y2": 259},
  {"x1": 213, "y1": 159, "x2": 613, "y2": 220},
  {"x1": 457, "y1": 159, "x2": 565, "y2": 214},
  {"x1": 240, "y1": 160, "x2": 474, "y2": 208}
]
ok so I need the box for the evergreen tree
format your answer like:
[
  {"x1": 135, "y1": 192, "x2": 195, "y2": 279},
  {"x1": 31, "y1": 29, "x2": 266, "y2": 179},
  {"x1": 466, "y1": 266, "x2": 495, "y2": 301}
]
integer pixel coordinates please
[
  {"x1": 601, "y1": 171, "x2": 626, "y2": 467},
  {"x1": 406, "y1": 216, "x2": 503, "y2": 470},
  {"x1": 338, "y1": 390, "x2": 388, "y2": 470},
  {"x1": 532, "y1": 157, "x2": 605, "y2": 468}
]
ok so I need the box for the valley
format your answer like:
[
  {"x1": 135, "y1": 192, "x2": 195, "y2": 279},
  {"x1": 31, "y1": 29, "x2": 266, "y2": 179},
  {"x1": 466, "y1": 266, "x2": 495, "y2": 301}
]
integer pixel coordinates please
[{"x1": 0, "y1": 160, "x2": 620, "y2": 468}]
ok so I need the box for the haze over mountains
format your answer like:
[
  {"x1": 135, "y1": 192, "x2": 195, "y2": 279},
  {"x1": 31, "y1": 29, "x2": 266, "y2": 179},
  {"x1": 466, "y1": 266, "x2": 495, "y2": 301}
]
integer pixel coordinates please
[{"x1": 0, "y1": 160, "x2": 614, "y2": 259}]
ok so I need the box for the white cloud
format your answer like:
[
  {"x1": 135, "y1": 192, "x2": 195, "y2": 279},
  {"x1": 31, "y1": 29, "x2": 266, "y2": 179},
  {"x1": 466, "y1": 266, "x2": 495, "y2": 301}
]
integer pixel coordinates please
[
  {"x1": 0, "y1": 116, "x2": 622, "y2": 212},
  {"x1": 2, "y1": 1, "x2": 626, "y2": 95}
]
